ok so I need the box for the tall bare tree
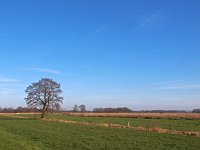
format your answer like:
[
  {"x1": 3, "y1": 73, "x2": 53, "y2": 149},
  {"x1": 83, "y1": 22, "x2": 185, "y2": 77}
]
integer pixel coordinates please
[{"x1": 25, "y1": 78, "x2": 63, "y2": 118}]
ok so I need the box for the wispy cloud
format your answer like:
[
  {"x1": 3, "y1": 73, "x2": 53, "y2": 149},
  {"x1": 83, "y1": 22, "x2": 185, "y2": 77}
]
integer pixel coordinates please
[
  {"x1": 0, "y1": 87, "x2": 18, "y2": 95},
  {"x1": 0, "y1": 77, "x2": 19, "y2": 82},
  {"x1": 0, "y1": 87, "x2": 17, "y2": 91},
  {"x1": 0, "y1": 78, "x2": 22, "y2": 95},
  {"x1": 157, "y1": 84, "x2": 200, "y2": 90},
  {"x1": 89, "y1": 23, "x2": 109, "y2": 38},
  {"x1": 27, "y1": 67, "x2": 61, "y2": 75},
  {"x1": 135, "y1": 11, "x2": 163, "y2": 30},
  {"x1": 113, "y1": 88, "x2": 128, "y2": 93},
  {"x1": 0, "y1": 82, "x2": 26, "y2": 95},
  {"x1": 94, "y1": 24, "x2": 108, "y2": 35},
  {"x1": 153, "y1": 80, "x2": 188, "y2": 86},
  {"x1": 22, "y1": 67, "x2": 71, "y2": 76},
  {"x1": 0, "y1": 83, "x2": 26, "y2": 87},
  {"x1": 153, "y1": 80, "x2": 200, "y2": 90}
]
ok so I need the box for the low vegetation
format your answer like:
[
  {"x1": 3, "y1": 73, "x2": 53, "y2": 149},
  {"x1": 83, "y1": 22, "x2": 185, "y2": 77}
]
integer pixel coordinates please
[
  {"x1": 0, "y1": 115, "x2": 200, "y2": 150},
  {"x1": 16, "y1": 113, "x2": 200, "y2": 132}
]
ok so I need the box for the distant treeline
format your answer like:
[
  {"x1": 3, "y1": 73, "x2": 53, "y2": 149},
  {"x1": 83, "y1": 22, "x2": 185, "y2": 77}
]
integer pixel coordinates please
[
  {"x1": 0, "y1": 107, "x2": 60, "y2": 113},
  {"x1": 137, "y1": 110, "x2": 189, "y2": 113},
  {"x1": 93, "y1": 107, "x2": 133, "y2": 113},
  {"x1": 92, "y1": 108, "x2": 196, "y2": 113},
  {"x1": 0, "y1": 107, "x2": 41, "y2": 113},
  {"x1": 0, "y1": 106, "x2": 200, "y2": 113},
  {"x1": 192, "y1": 109, "x2": 200, "y2": 113}
]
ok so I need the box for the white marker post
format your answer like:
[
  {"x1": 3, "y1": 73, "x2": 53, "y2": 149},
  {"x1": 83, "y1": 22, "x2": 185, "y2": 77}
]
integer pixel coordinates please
[{"x1": 128, "y1": 122, "x2": 130, "y2": 129}]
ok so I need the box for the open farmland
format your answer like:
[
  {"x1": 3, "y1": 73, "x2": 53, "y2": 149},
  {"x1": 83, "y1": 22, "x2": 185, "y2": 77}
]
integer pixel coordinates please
[
  {"x1": 0, "y1": 113, "x2": 199, "y2": 150},
  {"x1": 15, "y1": 113, "x2": 200, "y2": 132},
  {"x1": 69, "y1": 112, "x2": 200, "y2": 119}
]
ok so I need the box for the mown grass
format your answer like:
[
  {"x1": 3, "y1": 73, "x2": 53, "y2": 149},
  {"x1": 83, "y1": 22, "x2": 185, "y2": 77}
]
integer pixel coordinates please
[
  {"x1": 17, "y1": 113, "x2": 200, "y2": 132},
  {"x1": 0, "y1": 115, "x2": 200, "y2": 150}
]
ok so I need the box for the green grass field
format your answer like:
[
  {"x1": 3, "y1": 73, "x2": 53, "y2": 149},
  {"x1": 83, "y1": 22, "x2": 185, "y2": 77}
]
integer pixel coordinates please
[
  {"x1": 17, "y1": 113, "x2": 200, "y2": 131},
  {"x1": 0, "y1": 114, "x2": 200, "y2": 150}
]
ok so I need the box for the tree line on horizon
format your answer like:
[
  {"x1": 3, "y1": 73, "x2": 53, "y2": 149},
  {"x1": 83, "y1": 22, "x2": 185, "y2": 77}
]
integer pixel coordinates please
[
  {"x1": 0, "y1": 106, "x2": 199, "y2": 113},
  {"x1": 1, "y1": 78, "x2": 199, "y2": 117}
]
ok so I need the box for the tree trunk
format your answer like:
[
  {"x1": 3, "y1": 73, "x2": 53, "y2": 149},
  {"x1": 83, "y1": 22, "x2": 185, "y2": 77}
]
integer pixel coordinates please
[
  {"x1": 41, "y1": 110, "x2": 45, "y2": 118},
  {"x1": 41, "y1": 102, "x2": 49, "y2": 119},
  {"x1": 41, "y1": 104, "x2": 46, "y2": 119}
]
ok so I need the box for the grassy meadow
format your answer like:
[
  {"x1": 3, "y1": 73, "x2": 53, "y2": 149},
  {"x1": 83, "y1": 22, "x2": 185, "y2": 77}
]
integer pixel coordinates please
[
  {"x1": 0, "y1": 113, "x2": 200, "y2": 150},
  {"x1": 17, "y1": 113, "x2": 200, "y2": 131}
]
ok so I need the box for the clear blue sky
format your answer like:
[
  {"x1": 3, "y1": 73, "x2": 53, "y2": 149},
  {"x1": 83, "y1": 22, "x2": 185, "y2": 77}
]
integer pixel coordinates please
[{"x1": 0, "y1": 0, "x2": 200, "y2": 110}]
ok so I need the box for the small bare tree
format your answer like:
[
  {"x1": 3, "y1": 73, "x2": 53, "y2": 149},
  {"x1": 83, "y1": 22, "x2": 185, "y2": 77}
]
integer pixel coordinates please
[
  {"x1": 79, "y1": 104, "x2": 86, "y2": 112},
  {"x1": 73, "y1": 104, "x2": 79, "y2": 112},
  {"x1": 25, "y1": 78, "x2": 63, "y2": 118}
]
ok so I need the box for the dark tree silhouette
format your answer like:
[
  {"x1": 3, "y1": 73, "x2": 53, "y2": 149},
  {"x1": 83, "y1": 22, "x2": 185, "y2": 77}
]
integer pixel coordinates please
[
  {"x1": 79, "y1": 104, "x2": 86, "y2": 112},
  {"x1": 25, "y1": 78, "x2": 63, "y2": 118}
]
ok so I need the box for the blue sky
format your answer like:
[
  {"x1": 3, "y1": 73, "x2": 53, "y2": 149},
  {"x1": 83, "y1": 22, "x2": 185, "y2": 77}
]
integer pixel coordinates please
[{"x1": 0, "y1": 0, "x2": 200, "y2": 110}]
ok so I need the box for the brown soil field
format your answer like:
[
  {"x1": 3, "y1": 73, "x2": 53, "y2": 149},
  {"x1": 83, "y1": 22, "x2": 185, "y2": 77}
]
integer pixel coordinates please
[
  {"x1": 67, "y1": 112, "x2": 200, "y2": 119},
  {"x1": 1, "y1": 112, "x2": 200, "y2": 119}
]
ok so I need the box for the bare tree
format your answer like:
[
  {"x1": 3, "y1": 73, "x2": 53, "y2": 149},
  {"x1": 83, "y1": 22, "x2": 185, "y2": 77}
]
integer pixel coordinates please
[
  {"x1": 79, "y1": 104, "x2": 86, "y2": 112},
  {"x1": 73, "y1": 104, "x2": 79, "y2": 112},
  {"x1": 25, "y1": 78, "x2": 63, "y2": 118},
  {"x1": 54, "y1": 103, "x2": 61, "y2": 112}
]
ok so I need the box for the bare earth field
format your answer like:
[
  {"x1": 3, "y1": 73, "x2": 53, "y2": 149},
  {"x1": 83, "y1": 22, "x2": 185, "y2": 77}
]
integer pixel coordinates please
[
  {"x1": 67, "y1": 112, "x2": 200, "y2": 119},
  {"x1": 1, "y1": 112, "x2": 200, "y2": 119}
]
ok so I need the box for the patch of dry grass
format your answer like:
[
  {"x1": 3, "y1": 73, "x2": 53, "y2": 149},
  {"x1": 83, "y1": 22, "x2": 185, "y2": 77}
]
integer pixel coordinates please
[{"x1": 67, "y1": 112, "x2": 200, "y2": 119}]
